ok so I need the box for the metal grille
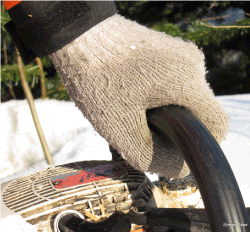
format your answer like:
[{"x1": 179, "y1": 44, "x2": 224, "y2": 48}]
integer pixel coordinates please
[{"x1": 2, "y1": 161, "x2": 153, "y2": 226}]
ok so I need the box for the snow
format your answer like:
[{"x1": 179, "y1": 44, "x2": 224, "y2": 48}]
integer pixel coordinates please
[
  {"x1": 0, "y1": 94, "x2": 250, "y2": 222},
  {"x1": 0, "y1": 214, "x2": 37, "y2": 232},
  {"x1": 0, "y1": 99, "x2": 112, "y2": 180},
  {"x1": 217, "y1": 94, "x2": 250, "y2": 206}
]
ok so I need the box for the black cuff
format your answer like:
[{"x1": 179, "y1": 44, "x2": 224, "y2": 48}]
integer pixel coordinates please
[{"x1": 5, "y1": 1, "x2": 117, "y2": 65}]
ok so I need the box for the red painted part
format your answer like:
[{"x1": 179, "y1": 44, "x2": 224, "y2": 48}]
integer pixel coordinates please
[
  {"x1": 51, "y1": 164, "x2": 127, "y2": 189},
  {"x1": 3, "y1": 1, "x2": 22, "y2": 10}
]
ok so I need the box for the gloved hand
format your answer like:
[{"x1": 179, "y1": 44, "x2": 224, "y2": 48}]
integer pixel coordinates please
[{"x1": 50, "y1": 14, "x2": 229, "y2": 179}]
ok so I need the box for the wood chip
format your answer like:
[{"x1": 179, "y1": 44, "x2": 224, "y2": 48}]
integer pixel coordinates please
[{"x1": 84, "y1": 210, "x2": 100, "y2": 222}]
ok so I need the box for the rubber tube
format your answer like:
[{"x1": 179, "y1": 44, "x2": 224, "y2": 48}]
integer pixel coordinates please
[{"x1": 146, "y1": 105, "x2": 249, "y2": 232}]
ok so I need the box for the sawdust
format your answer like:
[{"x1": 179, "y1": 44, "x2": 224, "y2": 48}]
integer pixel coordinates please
[{"x1": 157, "y1": 175, "x2": 205, "y2": 209}]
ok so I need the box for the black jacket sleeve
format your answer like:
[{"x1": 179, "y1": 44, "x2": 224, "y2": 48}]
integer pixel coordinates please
[{"x1": 5, "y1": 1, "x2": 117, "y2": 65}]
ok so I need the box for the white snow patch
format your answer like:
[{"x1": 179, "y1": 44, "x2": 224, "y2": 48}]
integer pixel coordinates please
[
  {"x1": 0, "y1": 214, "x2": 37, "y2": 232},
  {"x1": 0, "y1": 99, "x2": 111, "y2": 180}
]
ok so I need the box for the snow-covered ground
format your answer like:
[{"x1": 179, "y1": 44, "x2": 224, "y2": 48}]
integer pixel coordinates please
[
  {"x1": 0, "y1": 99, "x2": 112, "y2": 180},
  {"x1": 1, "y1": 94, "x2": 250, "y2": 208}
]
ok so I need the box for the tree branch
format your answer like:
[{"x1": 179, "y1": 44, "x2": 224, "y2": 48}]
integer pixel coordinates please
[
  {"x1": 199, "y1": 21, "x2": 250, "y2": 28},
  {"x1": 179, "y1": 14, "x2": 232, "y2": 26},
  {"x1": 35, "y1": 58, "x2": 47, "y2": 99},
  {"x1": 209, "y1": 2, "x2": 217, "y2": 10},
  {"x1": 16, "y1": 47, "x2": 53, "y2": 165},
  {"x1": 201, "y1": 14, "x2": 232, "y2": 22}
]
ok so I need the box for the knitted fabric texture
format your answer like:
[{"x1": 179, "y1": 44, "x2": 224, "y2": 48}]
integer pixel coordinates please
[{"x1": 50, "y1": 14, "x2": 229, "y2": 179}]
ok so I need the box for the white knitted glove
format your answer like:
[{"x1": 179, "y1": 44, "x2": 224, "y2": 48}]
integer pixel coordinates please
[{"x1": 50, "y1": 15, "x2": 229, "y2": 179}]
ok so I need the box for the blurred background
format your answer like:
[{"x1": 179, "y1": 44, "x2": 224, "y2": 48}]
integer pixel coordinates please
[{"x1": 1, "y1": 1, "x2": 250, "y2": 102}]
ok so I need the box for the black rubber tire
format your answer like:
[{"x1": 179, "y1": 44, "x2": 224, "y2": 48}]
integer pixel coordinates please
[{"x1": 146, "y1": 105, "x2": 249, "y2": 232}]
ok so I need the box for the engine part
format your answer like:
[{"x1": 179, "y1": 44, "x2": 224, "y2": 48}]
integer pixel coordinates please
[
  {"x1": 2, "y1": 160, "x2": 155, "y2": 231},
  {"x1": 54, "y1": 209, "x2": 85, "y2": 232}
]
